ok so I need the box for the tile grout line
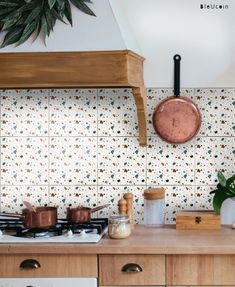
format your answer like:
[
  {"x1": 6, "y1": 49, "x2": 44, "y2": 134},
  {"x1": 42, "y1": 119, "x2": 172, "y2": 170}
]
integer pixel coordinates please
[
  {"x1": 96, "y1": 89, "x2": 99, "y2": 207},
  {"x1": 193, "y1": 88, "x2": 196, "y2": 210},
  {"x1": 0, "y1": 92, "x2": 1, "y2": 212},
  {"x1": 47, "y1": 90, "x2": 50, "y2": 204},
  {"x1": 0, "y1": 135, "x2": 234, "y2": 138}
]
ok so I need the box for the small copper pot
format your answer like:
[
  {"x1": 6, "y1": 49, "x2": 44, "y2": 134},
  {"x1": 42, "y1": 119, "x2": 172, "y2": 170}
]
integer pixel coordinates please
[
  {"x1": 67, "y1": 204, "x2": 109, "y2": 223},
  {"x1": 0, "y1": 207, "x2": 58, "y2": 229}
]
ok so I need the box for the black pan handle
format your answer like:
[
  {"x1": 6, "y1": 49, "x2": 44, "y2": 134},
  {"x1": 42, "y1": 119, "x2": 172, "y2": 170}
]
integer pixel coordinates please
[{"x1": 173, "y1": 54, "x2": 181, "y2": 97}]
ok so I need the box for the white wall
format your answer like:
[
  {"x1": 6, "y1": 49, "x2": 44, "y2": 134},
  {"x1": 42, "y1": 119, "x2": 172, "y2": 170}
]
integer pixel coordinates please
[
  {"x1": 111, "y1": 0, "x2": 235, "y2": 88},
  {"x1": 1, "y1": 0, "x2": 235, "y2": 87}
]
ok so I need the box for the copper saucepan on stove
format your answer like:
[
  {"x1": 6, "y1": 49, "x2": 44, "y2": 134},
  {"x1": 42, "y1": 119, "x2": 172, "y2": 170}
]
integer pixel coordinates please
[
  {"x1": 0, "y1": 206, "x2": 58, "y2": 229},
  {"x1": 67, "y1": 204, "x2": 110, "y2": 223}
]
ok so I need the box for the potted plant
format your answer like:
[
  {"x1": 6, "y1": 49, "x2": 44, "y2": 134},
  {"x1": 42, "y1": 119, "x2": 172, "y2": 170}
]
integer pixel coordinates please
[{"x1": 210, "y1": 171, "x2": 235, "y2": 224}]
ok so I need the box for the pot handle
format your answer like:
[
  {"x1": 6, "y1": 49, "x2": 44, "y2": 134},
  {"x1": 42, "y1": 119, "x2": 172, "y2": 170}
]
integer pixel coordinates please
[
  {"x1": 173, "y1": 54, "x2": 181, "y2": 97},
  {"x1": 0, "y1": 212, "x2": 24, "y2": 219},
  {"x1": 91, "y1": 204, "x2": 110, "y2": 213}
]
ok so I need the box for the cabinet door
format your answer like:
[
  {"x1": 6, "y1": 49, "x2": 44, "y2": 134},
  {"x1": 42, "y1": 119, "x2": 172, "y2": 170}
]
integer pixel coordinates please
[
  {"x1": 99, "y1": 254, "x2": 165, "y2": 286},
  {"x1": 0, "y1": 254, "x2": 97, "y2": 278},
  {"x1": 167, "y1": 255, "x2": 235, "y2": 285}
]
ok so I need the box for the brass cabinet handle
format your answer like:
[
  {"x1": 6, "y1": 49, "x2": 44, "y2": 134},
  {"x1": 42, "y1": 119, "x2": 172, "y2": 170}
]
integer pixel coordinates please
[
  {"x1": 121, "y1": 263, "x2": 143, "y2": 273},
  {"x1": 20, "y1": 259, "x2": 41, "y2": 269}
]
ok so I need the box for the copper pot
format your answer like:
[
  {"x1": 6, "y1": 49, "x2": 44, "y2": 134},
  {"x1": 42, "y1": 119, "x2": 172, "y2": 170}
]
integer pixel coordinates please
[
  {"x1": 0, "y1": 206, "x2": 58, "y2": 229},
  {"x1": 67, "y1": 204, "x2": 110, "y2": 223}
]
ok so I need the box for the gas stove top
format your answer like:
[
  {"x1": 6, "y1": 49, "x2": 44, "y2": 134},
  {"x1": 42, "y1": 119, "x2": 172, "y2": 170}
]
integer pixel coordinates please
[{"x1": 0, "y1": 217, "x2": 108, "y2": 243}]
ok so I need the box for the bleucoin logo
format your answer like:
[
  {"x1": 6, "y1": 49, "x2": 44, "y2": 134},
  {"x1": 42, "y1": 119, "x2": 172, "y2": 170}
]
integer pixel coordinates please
[{"x1": 200, "y1": 3, "x2": 229, "y2": 9}]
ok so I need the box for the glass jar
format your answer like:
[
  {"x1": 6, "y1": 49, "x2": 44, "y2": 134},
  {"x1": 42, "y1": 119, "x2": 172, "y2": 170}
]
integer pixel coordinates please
[
  {"x1": 144, "y1": 188, "x2": 165, "y2": 227},
  {"x1": 108, "y1": 215, "x2": 131, "y2": 239}
]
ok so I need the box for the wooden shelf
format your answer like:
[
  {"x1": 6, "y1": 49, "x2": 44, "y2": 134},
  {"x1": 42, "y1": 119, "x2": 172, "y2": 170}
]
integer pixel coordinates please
[{"x1": 0, "y1": 50, "x2": 147, "y2": 146}]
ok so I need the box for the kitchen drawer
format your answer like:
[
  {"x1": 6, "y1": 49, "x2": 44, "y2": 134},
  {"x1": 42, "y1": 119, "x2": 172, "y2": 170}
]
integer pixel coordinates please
[
  {"x1": 167, "y1": 255, "x2": 235, "y2": 285},
  {"x1": 0, "y1": 254, "x2": 97, "y2": 278},
  {"x1": 99, "y1": 255, "x2": 165, "y2": 286}
]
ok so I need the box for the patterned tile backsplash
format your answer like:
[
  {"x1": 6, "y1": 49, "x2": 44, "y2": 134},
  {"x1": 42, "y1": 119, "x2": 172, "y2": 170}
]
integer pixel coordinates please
[{"x1": 0, "y1": 88, "x2": 234, "y2": 224}]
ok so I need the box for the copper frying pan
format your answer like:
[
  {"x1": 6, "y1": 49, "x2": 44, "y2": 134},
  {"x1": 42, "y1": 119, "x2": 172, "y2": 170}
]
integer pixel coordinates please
[{"x1": 152, "y1": 55, "x2": 201, "y2": 144}]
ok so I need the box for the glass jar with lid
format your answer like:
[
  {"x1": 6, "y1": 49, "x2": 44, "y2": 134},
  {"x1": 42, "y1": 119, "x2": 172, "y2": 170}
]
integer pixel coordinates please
[
  {"x1": 144, "y1": 188, "x2": 165, "y2": 227},
  {"x1": 108, "y1": 215, "x2": 131, "y2": 239}
]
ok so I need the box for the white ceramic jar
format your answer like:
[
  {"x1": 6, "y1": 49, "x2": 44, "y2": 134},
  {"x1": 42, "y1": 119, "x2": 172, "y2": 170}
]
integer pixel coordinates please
[
  {"x1": 144, "y1": 188, "x2": 165, "y2": 227},
  {"x1": 108, "y1": 215, "x2": 131, "y2": 239}
]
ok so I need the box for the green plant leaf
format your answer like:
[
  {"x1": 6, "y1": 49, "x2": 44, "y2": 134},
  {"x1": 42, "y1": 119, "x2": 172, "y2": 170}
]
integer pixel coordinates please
[
  {"x1": 64, "y1": 0, "x2": 72, "y2": 25},
  {"x1": 51, "y1": 8, "x2": 67, "y2": 24},
  {"x1": 48, "y1": 0, "x2": 57, "y2": 9},
  {"x1": 25, "y1": 6, "x2": 42, "y2": 24},
  {"x1": 0, "y1": 7, "x2": 15, "y2": 18},
  {"x1": 210, "y1": 189, "x2": 219, "y2": 195},
  {"x1": 1, "y1": 26, "x2": 24, "y2": 48},
  {"x1": 41, "y1": 15, "x2": 49, "y2": 44},
  {"x1": 32, "y1": 20, "x2": 41, "y2": 42},
  {"x1": 216, "y1": 183, "x2": 234, "y2": 196},
  {"x1": 70, "y1": 0, "x2": 96, "y2": 16},
  {"x1": 1, "y1": 13, "x2": 21, "y2": 31},
  {"x1": 0, "y1": 1, "x2": 19, "y2": 7},
  {"x1": 17, "y1": 20, "x2": 37, "y2": 46},
  {"x1": 213, "y1": 191, "x2": 229, "y2": 214},
  {"x1": 227, "y1": 175, "x2": 235, "y2": 186},
  {"x1": 217, "y1": 171, "x2": 226, "y2": 187}
]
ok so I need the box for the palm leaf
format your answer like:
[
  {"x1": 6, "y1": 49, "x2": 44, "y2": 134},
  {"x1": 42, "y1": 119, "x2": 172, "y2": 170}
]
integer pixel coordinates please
[
  {"x1": 17, "y1": 20, "x2": 38, "y2": 46},
  {"x1": 70, "y1": 0, "x2": 96, "y2": 16},
  {"x1": 25, "y1": 6, "x2": 42, "y2": 24},
  {"x1": 64, "y1": 0, "x2": 72, "y2": 25},
  {"x1": 48, "y1": 0, "x2": 57, "y2": 9},
  {"x1": 1, "y1": 26, "x2": 24, "y2": 48}
]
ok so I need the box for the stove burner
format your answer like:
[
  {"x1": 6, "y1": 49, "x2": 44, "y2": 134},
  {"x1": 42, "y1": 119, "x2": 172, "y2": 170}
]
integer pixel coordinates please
[{"x1": 0, "y1": 218, "x2": 108, "y2": 239}]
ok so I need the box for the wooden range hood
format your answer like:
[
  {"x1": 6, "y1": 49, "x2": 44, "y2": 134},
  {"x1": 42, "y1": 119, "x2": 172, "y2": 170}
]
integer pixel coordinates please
[{"x1": 0, "y1": 50, "x2": 147, "y2": 146}]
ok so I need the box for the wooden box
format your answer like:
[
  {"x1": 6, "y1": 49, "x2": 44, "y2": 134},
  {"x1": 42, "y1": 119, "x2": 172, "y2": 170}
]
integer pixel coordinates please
[{"x1": 176, "y1": 210, "x2": 221, "y2": 230}]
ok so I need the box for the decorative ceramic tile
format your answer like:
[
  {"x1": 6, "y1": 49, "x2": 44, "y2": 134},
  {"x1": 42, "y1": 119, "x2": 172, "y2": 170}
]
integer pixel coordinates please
[
  {"x1": 1, "y1": 89, "x2": 48, "y2": 136},
  {"x1": 97, "y1": 186, "x2": 144, "y2": 223},
  {"x1": 0, "y1": 186, "x2": 49, "y2": 213},
  {"x1": 147, "y1": 137, "x2": 194, "y2": 185},
  {"x1": 195, "y1": 89, "x2": 235, "y2": 136},
  {"x1": 49, "y1": 186, "x2": 97, "y2": 218},
  {"x1": 195, "y1": 186, "x2": 214, "y2": 210},
  {"x1": 49, "y1": 89, "x2": 97, "y2": 136},
  {"x1": 195, "y1": 137, "x2": 235, "y2": 185},
  {"x1": 98, "y1": 89, "x2": 138, "y2": 136},
  {"x1": 147, "y1": 88, "x2": 194, "y2": 136},
  {"x1": 49, "y1": 137, "x2": 97, "y2": 185},
  {"x1": 165, "y1": 186, "x2": 195, "y2": 224},
  {"x1": 1, "y1": 137, "x2": 48, "y2": 185},
  {"x1": 98, "y1": 137, "x2": 146, "y2": 185}
]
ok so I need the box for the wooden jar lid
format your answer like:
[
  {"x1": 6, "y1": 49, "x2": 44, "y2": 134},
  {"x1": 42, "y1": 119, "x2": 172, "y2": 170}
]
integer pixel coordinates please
[{"x1": 144, "y1": 188, "x2": 165, "y2": 200}]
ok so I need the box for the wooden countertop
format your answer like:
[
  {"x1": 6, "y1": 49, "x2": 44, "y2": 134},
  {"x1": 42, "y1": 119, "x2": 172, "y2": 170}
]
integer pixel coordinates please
[{"x1": 1, "y1": 225, "x2": 235, "y2": 255}]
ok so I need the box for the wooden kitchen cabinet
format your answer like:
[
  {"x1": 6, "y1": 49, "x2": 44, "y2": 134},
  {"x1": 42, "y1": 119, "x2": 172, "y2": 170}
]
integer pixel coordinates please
[
  {"x1": 99, "y1": 254, "x2": 165, "y2": 286},
  {"x1": 167, "y1": 255, "x2": 235, "y2": 285},
  {"x1": 0, "y1": 254, "x2": 97, "y2": 278}
]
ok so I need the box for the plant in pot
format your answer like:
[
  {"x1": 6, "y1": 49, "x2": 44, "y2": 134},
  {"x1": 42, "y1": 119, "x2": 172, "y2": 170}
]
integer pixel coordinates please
[{"x1": 210, "y1": 171, "x2": 235, "y2": 224}]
